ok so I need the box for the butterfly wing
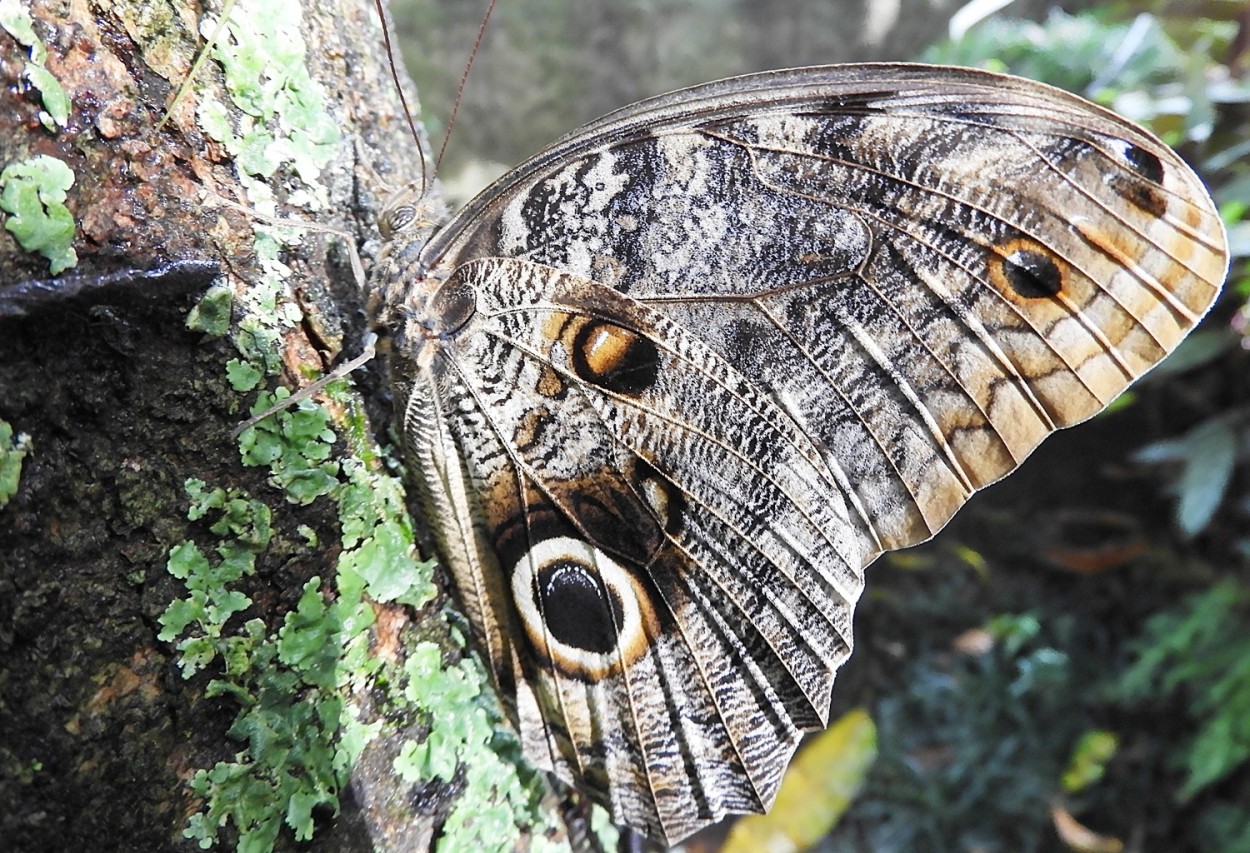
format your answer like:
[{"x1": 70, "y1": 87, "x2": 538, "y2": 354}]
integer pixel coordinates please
[
  {"x1": 417, "y1": 63, "x2": 1226, "y2": 552},
  {"x1": 395, "y1": 257, "x2": 863, "y2": 840},
  {"x1": 383, "y1": 64, "x2": 1227, "y2": 843}
]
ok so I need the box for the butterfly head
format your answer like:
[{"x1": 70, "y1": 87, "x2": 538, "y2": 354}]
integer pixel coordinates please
[
  {"x1": 366, "y1": 182, "x2": 454, "y2": 343},
  {"x1": 377, "y1": 182, "x2": 446, "y2": 243}
]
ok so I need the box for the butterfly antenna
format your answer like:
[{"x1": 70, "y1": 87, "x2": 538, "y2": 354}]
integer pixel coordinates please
[
  {"x1": 437, "y1": 0, "x2": 498, "y2": 172},
  {"x1": 230, "y1": 333, "x2": 379, "y2": 439},
  {"x1": 373, "y1": 0, "x2": 429, "y2": 196},
  {"x1": 155, "y1": 0, "x2": 239, "y2": 132},
  {"x1": 198, "y1": 190, "x2": 375, "y2": 436}
]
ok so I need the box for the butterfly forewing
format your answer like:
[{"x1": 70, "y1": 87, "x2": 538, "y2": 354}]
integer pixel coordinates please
[{"x1": 380, "y1": 64, "x2": 1227, "y2": 844}]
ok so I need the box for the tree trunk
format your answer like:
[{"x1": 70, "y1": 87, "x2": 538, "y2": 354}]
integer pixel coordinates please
[{"x1": 0, "y1": 1, "x2": 538, "y2": 851}]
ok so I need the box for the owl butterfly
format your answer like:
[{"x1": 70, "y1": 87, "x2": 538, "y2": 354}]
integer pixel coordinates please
[{"x1": 368, "y1": 63, "x2": 1227, "y2": 844}]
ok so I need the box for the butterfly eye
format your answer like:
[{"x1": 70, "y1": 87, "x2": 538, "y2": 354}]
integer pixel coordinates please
[
  {"x1": 380, "y1": 203, "x2": 417, "y2": 238},
  {"x1": 378, "y1": 180, "x2": 428, "y2": 238},
  {"x1": 428, "y1": 279, "x2": 477, "y2": 336},
  {"x1": 572, "y1": 320, "x2": 660, "y2": 395}
]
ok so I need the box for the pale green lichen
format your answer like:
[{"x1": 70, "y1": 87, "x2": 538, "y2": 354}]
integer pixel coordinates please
[
  {"x1": 165, "y1": 381, "x2": 566, "y2": 849},
  {"x1": 169, "y1": 2, "x2": 573, "y2": 847},
  {"x1": 225, "y1": 358, "x2": 263, "y2": 393},
  {"x1": 0, "y1": 420, "x2": 32, "y2": 507},
  {"x1": 158, "y1": 483, "x2": 270, "y2": 679},
  {"x1": 160, "y1": 386, "x2": 425, "y2": 849},
  {"x1": 159, "y1": 422, "x2": 405, "y2": 848},
  {"x1": 196, "y1": 1, "x2": 339, "y2": 190},
  {"x1": 237, "y1": 389, "x2": 339, "y2": 506},
  {"x1": 186, "y1": 284, "x2": 234, "y2": 337},
  {"x1": 0, "y1": 155, "x2": 77, "y2": 274},
  {"x1": 188, "y1": 0, "x2": 342, "y2": 375},
  {"x1": 395, "y1": 644, "x2": 569, "y2": 853},
  {"x1": 0, "y1": 0, "x2": 70, "y2": 131}
]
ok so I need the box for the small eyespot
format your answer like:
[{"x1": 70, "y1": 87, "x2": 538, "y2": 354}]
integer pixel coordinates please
[
  {"x1": 1103, "y1": 138, "x2": 1168, "y2": 216},
  {"x1": 572, "y1": 320, "x2": 660, "y2": 395},
  {"x1": 635, "y1": 458, "x2": 685, "y2": 536},
  {"x1": 990, "y1": 237, "x2": 1066, "y2": 300},
  {"x1": 1109, "y1": 139, "x2": 1165, "y2": 185},
  {"x1": 1002, "y1": 249, "x2": 1061, "y2": 298}
]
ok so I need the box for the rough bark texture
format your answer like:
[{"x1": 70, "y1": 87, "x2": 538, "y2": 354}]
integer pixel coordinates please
[{"x1": 0, "y1": 1, "x2": 448, "y2": 850}]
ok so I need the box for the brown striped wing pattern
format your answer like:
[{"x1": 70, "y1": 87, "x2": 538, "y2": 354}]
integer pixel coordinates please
[{"x1": 372, "y1": 64, "x2": 1228, "y2": 844}]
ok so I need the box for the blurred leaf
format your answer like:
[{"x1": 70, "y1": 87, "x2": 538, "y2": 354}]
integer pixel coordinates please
[
  {"x1": 1116, "y1": 581, "x2": 1250, "y2": 801},
  {"x1": 1225, "y1": 218, "x2": 1250, "y2": 261},
  {"x1": 923, "y1": 10, "x2": 1184, "y2": 99},
  {"x1": 1102, "y1": 390, "x2": 1137, "y2": 415},
  {"x1": 1196, "y1": 804, "x2": 1250, "y2": 852},
  {"x1": 1011, "y1": 647, "x2": 1070, "y2": 698},
  {"x1": 1181, "y1": 680, "x2": 1250, "y2": 801},
  {"x1": 1175, "y1": 420, "x2": 1237, "y2": 537},
  {"x1": 1206, "y1": 139, "x2": 1250, "y2": 173},
  {"x1": 952, "y1": 627, "x2": 995, "y2": 656},
  {"x1": 1062, "y1": 730, "x2": 1119, "y2": 794},
  {"x1": 1148, "y1": 329, "x2": 1235, "y2": 377},
  {"x1": 986, "y1": 612, "x2": 1041, "y2": 658},
  {"x1": 1133, "y1": 418, "x2": 1239, "y2": 537},
  {"x1": 723, "y1": 708, "x2": 876, "y2": 853}
]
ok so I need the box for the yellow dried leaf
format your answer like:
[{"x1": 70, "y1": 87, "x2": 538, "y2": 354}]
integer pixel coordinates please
[
  {"x1": 1051, "y1": 803, "x2": 1124, "y2": 853},
  {"x1": 723, "y1": 708, "x2": 877, "y2": 853}
]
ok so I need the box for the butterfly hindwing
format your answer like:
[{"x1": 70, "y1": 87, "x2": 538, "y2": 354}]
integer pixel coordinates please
[
  {"x1": 397, "y1": 257, "x2": 863, "y2": 839},
  {"x1": 378, "y1": 64, "x2": 1228, "y2": 843}
]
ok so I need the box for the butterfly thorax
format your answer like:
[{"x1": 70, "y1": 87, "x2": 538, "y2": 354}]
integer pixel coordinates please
[{"x1": 366, "y1": 186, "x2": 449, "y2": 337}]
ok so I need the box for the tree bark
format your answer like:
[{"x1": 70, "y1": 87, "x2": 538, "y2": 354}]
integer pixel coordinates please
[{"x1": 0, "y1": 1, "x2": 474, "y2": 850}]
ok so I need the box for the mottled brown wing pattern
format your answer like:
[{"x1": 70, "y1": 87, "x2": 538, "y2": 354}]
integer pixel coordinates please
[
  {"x1": 375, "y1": 64, "x2": 1227, "y2": 844},
  {"x1": 391, "y1": 258, "x2": 862, "y2": 841}
]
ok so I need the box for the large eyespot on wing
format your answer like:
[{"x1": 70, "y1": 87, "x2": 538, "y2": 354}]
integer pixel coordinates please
[{"x1": 510, "y1": 536, "x2": 659, "y2": 681}]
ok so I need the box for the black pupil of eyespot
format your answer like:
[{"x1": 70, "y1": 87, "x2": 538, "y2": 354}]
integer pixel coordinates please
[
  {"x1": 1122, "y1": 142, "x2": 1164, "y2": 184},
  {"x1": 537, "y1": 560, "x2": 623, "y2": 654},
  {"x1": 1003, "y1": 249, "x2": 1061, "y2": 298}
]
